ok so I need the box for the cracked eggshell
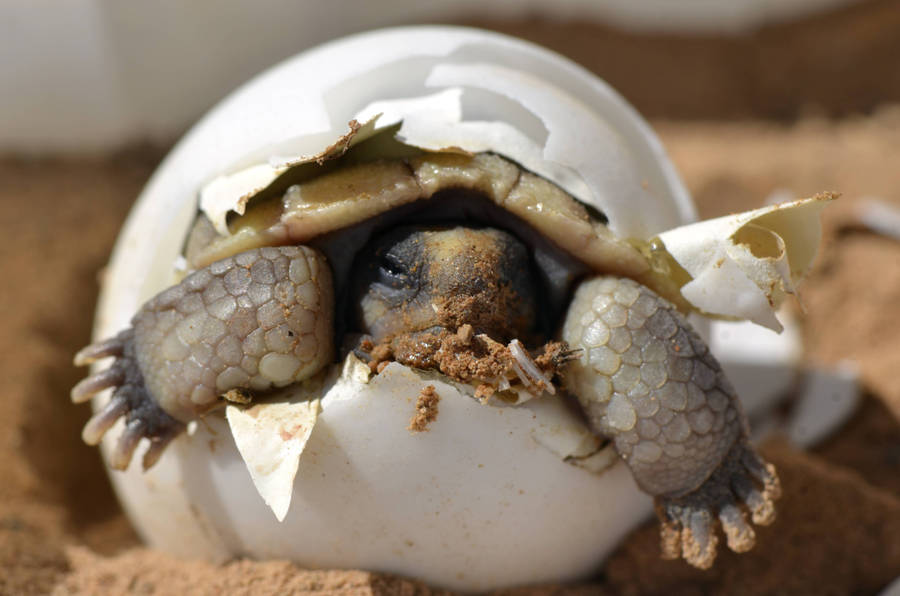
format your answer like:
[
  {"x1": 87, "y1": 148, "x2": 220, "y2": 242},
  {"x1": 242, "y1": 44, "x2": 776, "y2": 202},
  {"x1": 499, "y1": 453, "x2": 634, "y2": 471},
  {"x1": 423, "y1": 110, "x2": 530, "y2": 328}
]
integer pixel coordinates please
[
  {"x1": 659, "y1": 194, "x2": 834, "y2": 331},
  {"x1": 90, "y1": 27, "x2": 698, "y2": 591}
]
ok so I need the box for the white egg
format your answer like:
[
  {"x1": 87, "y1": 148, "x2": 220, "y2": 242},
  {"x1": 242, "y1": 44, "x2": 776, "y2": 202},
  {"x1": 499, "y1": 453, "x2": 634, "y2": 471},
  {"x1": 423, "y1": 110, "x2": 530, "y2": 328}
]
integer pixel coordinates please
[{"x1": 88, "y1": 26, "x2": 723, "y2": 592}]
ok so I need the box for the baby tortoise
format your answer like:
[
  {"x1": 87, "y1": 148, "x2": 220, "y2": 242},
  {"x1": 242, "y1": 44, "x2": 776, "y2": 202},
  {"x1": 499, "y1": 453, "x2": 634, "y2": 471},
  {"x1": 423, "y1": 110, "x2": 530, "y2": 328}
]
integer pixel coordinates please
[{"x1": 73, "y1": 151, "x2": 780, "y2": 569}]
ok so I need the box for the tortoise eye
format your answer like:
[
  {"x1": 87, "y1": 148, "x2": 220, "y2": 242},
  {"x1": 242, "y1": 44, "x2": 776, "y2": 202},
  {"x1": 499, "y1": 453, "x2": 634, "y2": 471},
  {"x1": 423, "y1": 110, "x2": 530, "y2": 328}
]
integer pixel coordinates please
[
  {"x1": 379, "y1": 253, "x2": 407, "y2": 277},
  {"x1": 376, "y1": 253, "x2": 412, "y2": 289}
]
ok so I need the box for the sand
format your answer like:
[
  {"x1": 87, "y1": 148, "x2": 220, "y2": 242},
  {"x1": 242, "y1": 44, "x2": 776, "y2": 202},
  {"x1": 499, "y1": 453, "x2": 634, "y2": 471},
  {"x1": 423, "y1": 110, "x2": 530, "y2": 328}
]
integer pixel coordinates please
[
  {"x1": 473, "y1": 0, "x2": 900, "y2": 121},
  {"x1": 4, "y1": 7, "x2": 900, "y2": 595}
]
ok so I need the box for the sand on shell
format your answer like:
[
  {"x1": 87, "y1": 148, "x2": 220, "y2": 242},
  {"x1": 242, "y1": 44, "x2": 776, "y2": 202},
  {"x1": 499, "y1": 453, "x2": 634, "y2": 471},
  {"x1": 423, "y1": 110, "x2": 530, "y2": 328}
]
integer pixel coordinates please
[{"x1": 4, "y1": 8, "x2": 900, "y2": 595}]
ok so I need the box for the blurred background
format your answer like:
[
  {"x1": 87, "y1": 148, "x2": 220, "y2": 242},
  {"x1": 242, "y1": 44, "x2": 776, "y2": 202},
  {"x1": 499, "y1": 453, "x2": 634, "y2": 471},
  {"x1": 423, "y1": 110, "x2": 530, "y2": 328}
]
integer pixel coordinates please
[
  {"x1": 2, "y1": 1, "x2": 899, "y2": 594},
  {"x1": 3, "y1": 0, "x2": 900, "y2": 151}
]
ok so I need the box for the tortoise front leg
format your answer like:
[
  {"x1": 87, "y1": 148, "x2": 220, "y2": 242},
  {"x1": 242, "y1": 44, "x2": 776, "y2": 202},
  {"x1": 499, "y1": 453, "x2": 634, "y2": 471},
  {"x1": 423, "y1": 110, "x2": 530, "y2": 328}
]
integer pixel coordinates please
[
  {"x1": 560, "y1": 276, "x2": 780, "y2": 569},
  {"x1": 72, "y1": 246, "x2": 333, "y2": 471}
]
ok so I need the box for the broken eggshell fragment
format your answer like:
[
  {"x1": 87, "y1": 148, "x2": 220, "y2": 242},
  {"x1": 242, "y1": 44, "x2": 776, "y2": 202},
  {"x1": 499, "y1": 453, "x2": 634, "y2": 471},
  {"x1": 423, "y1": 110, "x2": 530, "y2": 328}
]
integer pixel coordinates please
[
  {"x1": 85, "y1": 27, "x2": 822, "y2": 592},
  {"x1": 659, "y1": 193, "x2": 834, "y2": 331}
]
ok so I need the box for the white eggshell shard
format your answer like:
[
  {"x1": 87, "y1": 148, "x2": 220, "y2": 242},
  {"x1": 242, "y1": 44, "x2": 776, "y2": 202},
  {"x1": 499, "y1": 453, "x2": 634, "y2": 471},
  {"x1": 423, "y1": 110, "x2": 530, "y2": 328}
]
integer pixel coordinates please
[
  {"x1": 854, "y1": 198, "x2": 900, "y2": 241},
  {"x1": 226, "y1": 398, "x2": 320, "y2": 523},
  {"x1": 658, "y1": 194, "x2": 834, "y2": 330}
]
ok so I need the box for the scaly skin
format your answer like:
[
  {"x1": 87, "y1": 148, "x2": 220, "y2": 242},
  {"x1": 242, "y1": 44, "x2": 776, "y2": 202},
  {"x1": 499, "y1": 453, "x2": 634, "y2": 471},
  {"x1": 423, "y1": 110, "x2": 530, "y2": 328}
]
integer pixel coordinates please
[
  {"x1": 561, "y1": 276, "x2": 780, "y2": 568},
  {"x1": 72, "y1": 246, "x2": 333, "y2": 470}
]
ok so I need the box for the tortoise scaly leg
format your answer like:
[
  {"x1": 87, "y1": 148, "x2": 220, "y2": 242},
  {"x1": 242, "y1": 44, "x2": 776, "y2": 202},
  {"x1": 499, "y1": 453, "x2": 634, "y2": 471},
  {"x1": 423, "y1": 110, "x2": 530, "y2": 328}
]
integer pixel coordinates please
[
  {"x1": 73, "y1": 246, "x2": 333, "y2": 470},
  {"x1": 561, "y1": 276, "x2": 780, "y2": 569}
]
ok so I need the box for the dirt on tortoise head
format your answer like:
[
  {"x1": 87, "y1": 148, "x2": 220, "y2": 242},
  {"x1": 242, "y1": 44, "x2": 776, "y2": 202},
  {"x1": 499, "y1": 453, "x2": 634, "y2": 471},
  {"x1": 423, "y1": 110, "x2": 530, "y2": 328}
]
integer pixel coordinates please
[
  {"x1": 360, "y1": 324, "x2": 571, "y2": 401},
  {"x1": 424, "y1": 227, "x2": 537, "y2": 342}
]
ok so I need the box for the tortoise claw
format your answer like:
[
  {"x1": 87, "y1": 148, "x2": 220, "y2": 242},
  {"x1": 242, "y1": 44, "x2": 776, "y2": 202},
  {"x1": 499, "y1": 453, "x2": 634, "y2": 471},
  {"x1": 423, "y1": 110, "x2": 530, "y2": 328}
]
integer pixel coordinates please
[
  {"x1": 82, "y1": 394, "x2": 129, "y2": 445},
  {"x1": 656, "y1": 440, "x2": 780, "y2": 569},
  {"x1": 75, "y1": 330, "x2": 186, "y2": 470},
  {"x1": 73, "y1": 332, "x2": 127, "y2": 366},
  {"x1": 71, "y1": 366, "x2": 126, "y2": 403}
]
